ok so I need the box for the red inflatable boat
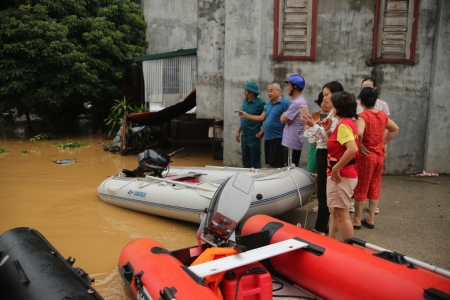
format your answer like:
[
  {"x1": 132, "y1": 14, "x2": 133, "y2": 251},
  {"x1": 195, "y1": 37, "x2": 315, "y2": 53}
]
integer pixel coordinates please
[
  {"x1": 118, "y1": 174, "x2": 450, "y2": 300},
  {"x1": 118, "y1": 214, "x2": 450, "y2": 300}
]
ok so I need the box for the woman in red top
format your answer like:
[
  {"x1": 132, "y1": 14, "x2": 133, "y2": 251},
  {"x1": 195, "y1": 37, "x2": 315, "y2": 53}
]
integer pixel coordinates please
[
  {"x1": 323, "y1": 91, "x2": 359, "y2": 241},
  {"x1": 353, "y1": 88, "x2": 399, "y2": 229}
]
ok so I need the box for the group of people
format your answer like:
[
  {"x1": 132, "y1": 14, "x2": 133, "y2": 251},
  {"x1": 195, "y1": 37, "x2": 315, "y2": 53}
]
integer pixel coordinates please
[
  {"x1": 236, "y1": 74, "x2": 307, "y2": 169},
  {"x1": 236, "y1": 76, "x2": 399, "y2": 241}
]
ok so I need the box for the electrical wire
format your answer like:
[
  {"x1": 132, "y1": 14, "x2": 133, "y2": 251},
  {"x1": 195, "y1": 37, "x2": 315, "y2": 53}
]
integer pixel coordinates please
[{"x1": 272, "y1": 280, "x2": 284, "y2": 292}]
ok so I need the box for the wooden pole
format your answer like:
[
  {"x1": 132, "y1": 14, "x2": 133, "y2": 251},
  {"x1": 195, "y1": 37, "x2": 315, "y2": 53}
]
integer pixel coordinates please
[{"x1": 120, "y1": 111, "x2": 127, "y2": 156}]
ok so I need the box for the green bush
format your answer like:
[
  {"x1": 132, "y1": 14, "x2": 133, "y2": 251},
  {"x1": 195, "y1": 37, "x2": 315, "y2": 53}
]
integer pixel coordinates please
[{"x1": 104, "y1": 96, "x2": 146, "y2": 138}]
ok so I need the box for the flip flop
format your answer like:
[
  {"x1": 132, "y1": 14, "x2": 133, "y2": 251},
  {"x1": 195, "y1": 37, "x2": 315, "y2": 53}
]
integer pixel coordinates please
[
  {"x1": 353, "y1": 224, "x2": 361, "y2": 230},
  {"x1": 361, "y1": 219, "x2": 375, "y2": 229},
  {"x1": 311, "y1": 229, "x2": 325, "y2": 236},
  {"x1": 309, "y1": 205, "x2": 318, "y2": 213}
]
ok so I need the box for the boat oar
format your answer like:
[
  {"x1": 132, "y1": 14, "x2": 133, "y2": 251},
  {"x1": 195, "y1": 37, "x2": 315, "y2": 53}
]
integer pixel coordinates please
[{"x1": 345, "y1": 237, "x2": 450, "y2": 278}]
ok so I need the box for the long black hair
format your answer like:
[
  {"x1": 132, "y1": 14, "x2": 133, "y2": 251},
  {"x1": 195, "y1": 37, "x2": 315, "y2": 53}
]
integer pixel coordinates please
[
  {"x1": 323, "y1": 81, "x2": 344, "y2": 94},
  {"x1": 358, "y1": 87, "x2": 378, "y2": 107},
  {"x1": 361, "y1": 76, "x2": 377, "y2": 88}
]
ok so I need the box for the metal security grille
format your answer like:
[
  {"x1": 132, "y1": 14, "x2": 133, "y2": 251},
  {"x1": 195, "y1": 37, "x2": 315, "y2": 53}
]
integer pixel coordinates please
[{"x1": 142, "y1": 55, "x2": 196, "y2": 111}]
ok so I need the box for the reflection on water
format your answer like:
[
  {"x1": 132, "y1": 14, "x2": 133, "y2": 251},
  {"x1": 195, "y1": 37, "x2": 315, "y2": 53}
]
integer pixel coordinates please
[
  {"x1": 12, "y1": 127, "x2": 26, "y2": 139},
  {"x1": 0, "y1": 131, "x2": 222, "y2": 299}
]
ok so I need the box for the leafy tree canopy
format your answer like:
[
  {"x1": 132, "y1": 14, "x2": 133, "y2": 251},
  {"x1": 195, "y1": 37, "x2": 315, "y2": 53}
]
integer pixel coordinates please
[{"x1": 0, "y1": 0, "x2": 148, "y2": 126}]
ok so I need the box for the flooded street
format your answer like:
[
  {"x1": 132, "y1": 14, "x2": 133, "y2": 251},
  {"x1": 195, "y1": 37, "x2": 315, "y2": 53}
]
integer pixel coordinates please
[
  {"x1": 0, "y1": 122, "x2": 222, "y2": 299},
  {"x1": 1, "y1": 118, "x2": 450, "y2": 299}
]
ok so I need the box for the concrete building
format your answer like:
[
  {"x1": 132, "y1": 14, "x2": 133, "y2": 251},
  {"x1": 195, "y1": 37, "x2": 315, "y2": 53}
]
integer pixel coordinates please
[{"x1": 139, "y1": 0, "x2": 450, "y2": 174}]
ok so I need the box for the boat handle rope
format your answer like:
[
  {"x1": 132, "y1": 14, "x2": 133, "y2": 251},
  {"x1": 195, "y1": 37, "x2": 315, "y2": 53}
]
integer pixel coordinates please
[
  {"x1": 346, "y1": 237, "x2": 450, "y2": 278},
  {"x1": 105, "y1": 178, "x2": 136, "y2": 193},
  {"x1": 285, "y1": 166, "x2": 308, "y2": 228},
  {"x1": 144, "y1": 175, "x2": 224, "y2": 189},
  {"x1": 252, "y1": 166, "x2": 305, "y2": 223}
]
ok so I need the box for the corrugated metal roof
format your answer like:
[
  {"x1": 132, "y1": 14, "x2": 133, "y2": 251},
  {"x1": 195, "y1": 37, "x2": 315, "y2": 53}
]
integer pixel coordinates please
[{"x1": 134, "y1": 48, "x2": 197, "y2": 62}]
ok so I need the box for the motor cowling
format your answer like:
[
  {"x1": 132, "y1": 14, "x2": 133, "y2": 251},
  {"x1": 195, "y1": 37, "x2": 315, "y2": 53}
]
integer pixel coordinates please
[{"x1": 137, "y1": 149, "x2": 171, "y2": 172}]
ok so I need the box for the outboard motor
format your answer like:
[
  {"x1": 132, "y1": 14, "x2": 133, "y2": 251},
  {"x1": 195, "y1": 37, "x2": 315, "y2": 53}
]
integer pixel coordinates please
[
  {"x1": 197, "y1": 172, "x2": 254, "y2": 248},
  {"x1": 121, "y1": 147, "x2": 184, "y2": 177}
]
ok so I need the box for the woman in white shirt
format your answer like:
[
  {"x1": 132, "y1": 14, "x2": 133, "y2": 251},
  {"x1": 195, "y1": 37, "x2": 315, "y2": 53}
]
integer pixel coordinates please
[{"x1": 302, "y1": 81, "x2": 344, "y2": 235}]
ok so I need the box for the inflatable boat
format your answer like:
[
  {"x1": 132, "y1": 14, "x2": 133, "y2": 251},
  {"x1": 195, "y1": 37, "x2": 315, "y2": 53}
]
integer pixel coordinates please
[
  {"x1": 0, "y1": 227, "x2": 103, "y2": 300},
  {"x1": 117, "y1": 173, "x2": 450, "y2": 300},
  {"x1": 118, "y1": 215, "x2": 450, "y2": 300},
  {"x1": 98, "y1": 166, "x2": 315, "y2": 223}
]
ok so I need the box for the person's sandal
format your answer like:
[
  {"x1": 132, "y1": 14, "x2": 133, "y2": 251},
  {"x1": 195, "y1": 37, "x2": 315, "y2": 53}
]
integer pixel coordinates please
[
  {"x1": 309, "y1": 205, "x2": 318, "y2": 213},
  {"x1": 311, "y1": 229, "x2": 325, "y2": 236},
  {"x1": 349, "y1": 205, "x2": 355, "y2": 213},
  {"x1": 366, "y1": 207, "x2": 380, "y2": 214}
]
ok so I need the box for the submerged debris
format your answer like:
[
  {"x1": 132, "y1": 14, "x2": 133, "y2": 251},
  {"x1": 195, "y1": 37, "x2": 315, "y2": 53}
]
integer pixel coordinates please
[
  {"x1": 52, "y1": 159, "x2": 79, "y2": 165},
  {"x1": 30, "y1": 132, "x2": 54, "y2": 142},
  {"x1": 102, "y1": 143, "x2": 120, "y2": 153}
]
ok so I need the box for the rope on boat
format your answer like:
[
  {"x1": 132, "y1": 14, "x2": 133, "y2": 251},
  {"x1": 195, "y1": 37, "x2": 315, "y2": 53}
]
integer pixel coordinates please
[
  {"x1": 251, "y1": 165, "x2": 309, "y2": 228},
  {"x1": 285, "y1": 166, "x2": 309, "y2": 228}
]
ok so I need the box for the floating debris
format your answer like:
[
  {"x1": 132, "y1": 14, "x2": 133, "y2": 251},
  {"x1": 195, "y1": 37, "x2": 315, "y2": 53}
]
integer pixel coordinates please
[
  {"x1": 30, "y1": 132, "x2": 54, "y2": 142},
  {"x1": 52, "y1": 159, "x2": 79, "y2": 165},
  {"x1": 52, "y1": 140, "x2": 89, "y2": 149},
  {"x1": 102, "y1": 143, "x2": 120, "y2": 153}
]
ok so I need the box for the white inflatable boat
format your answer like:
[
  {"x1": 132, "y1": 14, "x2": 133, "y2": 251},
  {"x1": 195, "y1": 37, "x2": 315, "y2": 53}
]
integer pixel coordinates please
[{"x1": 97, "y1": 166, "x2": 315, "y2": 223}]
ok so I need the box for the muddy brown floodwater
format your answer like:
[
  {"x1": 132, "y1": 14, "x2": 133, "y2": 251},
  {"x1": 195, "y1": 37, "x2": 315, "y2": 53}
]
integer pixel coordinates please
[{"x1": 0, "y1": 127, "x2": 222, "y2": 299}]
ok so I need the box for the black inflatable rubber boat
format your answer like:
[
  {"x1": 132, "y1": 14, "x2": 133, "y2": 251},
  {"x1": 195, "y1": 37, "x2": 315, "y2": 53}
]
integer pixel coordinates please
[{"x1": 0, "y1": 227, "x2": 103, "y2": 300}]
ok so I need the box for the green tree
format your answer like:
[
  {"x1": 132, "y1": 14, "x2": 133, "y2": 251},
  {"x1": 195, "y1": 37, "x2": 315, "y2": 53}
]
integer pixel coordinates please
[{"x1": 0, "y1": 0, "x2": 148, "y2": 130}]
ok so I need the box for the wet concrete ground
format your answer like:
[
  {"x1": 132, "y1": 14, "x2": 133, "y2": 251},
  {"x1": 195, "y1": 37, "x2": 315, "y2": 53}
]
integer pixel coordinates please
[{"x1": 279, "y1": 175, "x2": 450, "y2": 270}]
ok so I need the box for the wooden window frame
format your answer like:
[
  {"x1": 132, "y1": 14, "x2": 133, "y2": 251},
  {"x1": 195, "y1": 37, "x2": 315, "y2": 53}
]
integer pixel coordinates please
[
  {"x1": 372, "y1": 0, "x2": 420, "y2": 65},
  {"x1": 273, "y1": 0, "x2": 318, "y2": 61}
]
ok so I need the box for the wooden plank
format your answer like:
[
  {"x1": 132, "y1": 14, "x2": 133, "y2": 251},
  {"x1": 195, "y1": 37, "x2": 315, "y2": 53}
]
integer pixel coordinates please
[
  {"x1": 283, "y1": 50, "x2": 307, "y2": 56},
  {"x1": 120, "y1": 112, "x2": 127, "y2": 156},
  {"x1": 386, "y1": 1, "x2": 408, "y2": 11},
  {"x1": 285, "y1": 13, "x2": 308, "y2": 24},
  {"x1": 286, "y1": 0, "x2": 308, "y2": 8},
  {"x1": 382, "y1": 45, "x2": 405, "y2": 54},
  {"x1": 189, "y1": 239, "x2": 307, "y2": 278},
  {"x1": 385, "y1": 16, "x2": 408, "y2": 27},
  {"x1": 383, "y1": 26, "x2": 407, "y2": 32},
  {"x1": 382, "y1": 40, "x2": 406, "y2": 45},
  {"x1": 383, "y1": 32, "x2": 407, "y2": 40},
  {"x1": 284, "y1": 28, "x2": 307, "y2": 37}
]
